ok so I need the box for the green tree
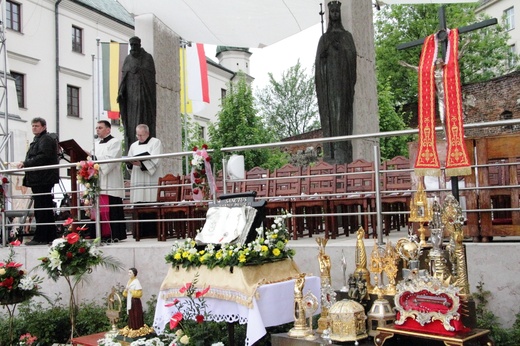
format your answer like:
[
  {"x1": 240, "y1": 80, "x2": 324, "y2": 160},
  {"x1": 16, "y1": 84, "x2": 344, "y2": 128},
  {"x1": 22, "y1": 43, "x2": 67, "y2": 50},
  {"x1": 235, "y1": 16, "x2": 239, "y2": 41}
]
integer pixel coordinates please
[
  {"x1": 255, "y1": 60, "x2": 320, "y2": 140},
  {"x1": 378, "y1": 81, "x2": 415, "y2": 160},
  {"x1": 209, "y1": 73, "x2": 287, "y2": 172},
  {"x1": 375, "y1": 3, "x2": 513, "y2": 107}
]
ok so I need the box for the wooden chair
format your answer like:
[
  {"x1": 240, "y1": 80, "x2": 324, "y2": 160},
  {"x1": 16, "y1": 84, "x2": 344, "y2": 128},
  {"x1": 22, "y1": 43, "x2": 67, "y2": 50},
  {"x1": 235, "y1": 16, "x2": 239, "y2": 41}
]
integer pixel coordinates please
[
  {"x1": 265, "y1": 164, "x2": 301, "y2": 239},
  {"x1": 132, "y1": 174, "x2": 180, "y2": 241},
  {"x1": 381, "y1": 156, "x2": 412, "y2": 236},
  {"x1": 158, "y1": 174, "x2": 189, "y2": 241},
  {"x1": 292, "y1": 161, "x2": 334, "y2": 238},
  {"x1": 181, "y1": 175, "x2": 208, "y2": 237},
  {"x1": 328, "y1": 159, "x2": 376, "y2": 238},
  {"x1": 477, "y1": 135, "x2": 520, "y2": 240},
  {"x1": 243, "y1": 167, "x2": 270, "y2": 201}
]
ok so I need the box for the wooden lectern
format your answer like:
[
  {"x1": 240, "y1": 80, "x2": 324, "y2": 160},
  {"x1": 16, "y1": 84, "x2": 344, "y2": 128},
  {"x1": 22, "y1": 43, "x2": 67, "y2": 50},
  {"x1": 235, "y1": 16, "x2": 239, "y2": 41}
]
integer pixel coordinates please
[{"x1": 59, "y1": 139, "x2": 89, "y2": 219}]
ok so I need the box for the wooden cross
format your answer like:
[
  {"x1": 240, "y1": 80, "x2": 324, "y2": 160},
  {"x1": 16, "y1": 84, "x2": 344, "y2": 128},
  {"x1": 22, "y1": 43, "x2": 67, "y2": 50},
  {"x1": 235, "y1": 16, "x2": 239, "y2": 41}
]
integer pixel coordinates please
[{"x1": 397, "y1": 5, "x2": 497, "y2": 201}]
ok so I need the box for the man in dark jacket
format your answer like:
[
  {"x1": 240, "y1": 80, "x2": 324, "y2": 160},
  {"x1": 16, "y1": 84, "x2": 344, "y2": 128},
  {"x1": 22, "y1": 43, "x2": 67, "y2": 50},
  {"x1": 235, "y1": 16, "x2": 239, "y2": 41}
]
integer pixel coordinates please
[{"x1": 17, "y1": 117, "x2": 59, "y2": 245}]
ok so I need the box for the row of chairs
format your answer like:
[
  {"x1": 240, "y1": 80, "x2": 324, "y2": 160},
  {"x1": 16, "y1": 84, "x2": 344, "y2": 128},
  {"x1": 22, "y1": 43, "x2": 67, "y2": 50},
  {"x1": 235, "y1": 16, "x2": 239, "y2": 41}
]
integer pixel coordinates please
[{"x1": 126, "y1": 156, "x2": 414, "y2": 241}]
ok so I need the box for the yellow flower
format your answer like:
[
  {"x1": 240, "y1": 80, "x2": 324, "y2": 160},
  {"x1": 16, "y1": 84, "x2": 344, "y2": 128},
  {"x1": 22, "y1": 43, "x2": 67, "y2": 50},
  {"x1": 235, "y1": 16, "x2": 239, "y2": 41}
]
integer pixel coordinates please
[
  {"x1": 180, "y1": 335, "x2": 190, "y2": 344},
  {"x1": 182, "y1": 251, "x2": 189, "y2": 258},
  {"x1": 174, "y1": 253, "x2": 181, "y2": 260},
  {"x1": 200, "y1": 255, "x2": 206, "y2": 262},
  {"x1": 216, "y1": 251, "x2": 222, "y2": 259},
  {"x1": 271, "y1": 234, "x2": 278, "y2": 239},
  {"x1": 93, "y1": 163, "x2": 100, "y2": 170},
  {"x1": 273, "y1": 248, "x2": 281, "y2": 256},
  {"x1": 261, "y1": 245, "x2": 268, "y2": 253},
  {"x1": 199, "y1": 250, "x2": 205, "y2": 255},
  {"x1": 239, "y1": 254, "x2": 246, "y2": 263}
]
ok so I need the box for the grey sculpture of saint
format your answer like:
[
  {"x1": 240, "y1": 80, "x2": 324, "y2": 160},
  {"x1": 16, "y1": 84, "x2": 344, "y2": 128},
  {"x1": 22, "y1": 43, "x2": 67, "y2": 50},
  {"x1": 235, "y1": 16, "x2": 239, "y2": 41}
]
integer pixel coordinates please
[
  {"x1": 315, "y1": 0, "x2": 357, "y2": 164},
  {"x1": 117, "y1": 36, "x2": 157, "y2": 153}
]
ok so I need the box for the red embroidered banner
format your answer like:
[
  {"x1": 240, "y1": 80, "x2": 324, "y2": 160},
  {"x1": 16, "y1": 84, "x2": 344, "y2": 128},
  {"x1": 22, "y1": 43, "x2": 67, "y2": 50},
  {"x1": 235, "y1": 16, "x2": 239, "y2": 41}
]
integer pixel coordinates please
[
  {"x1": 443, "y1": 29, "x2": 471, "y2": 177},
  {"x1": 414, "y1": 34, "x2": 441, "y2": 177}
]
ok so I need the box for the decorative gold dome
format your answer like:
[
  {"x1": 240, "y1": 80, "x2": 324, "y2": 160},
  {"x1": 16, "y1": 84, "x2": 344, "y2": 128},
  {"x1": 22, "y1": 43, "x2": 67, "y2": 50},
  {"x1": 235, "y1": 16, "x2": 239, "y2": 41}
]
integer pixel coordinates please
[{"x1": 328, "y1": 299, "x2": 368, "y2": 343}]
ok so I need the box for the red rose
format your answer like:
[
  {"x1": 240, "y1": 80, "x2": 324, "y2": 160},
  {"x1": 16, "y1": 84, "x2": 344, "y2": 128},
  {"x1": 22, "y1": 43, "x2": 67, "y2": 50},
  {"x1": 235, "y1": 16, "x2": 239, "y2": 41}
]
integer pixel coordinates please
[
  {"x1": 196, "y1": 314, "x2": 204, "y2": 324},
  {"x1": 205, "y1": 156, "x2": 211, "y2": 162},
  {"x1": 192, "y1": 146, "x2": 198, "y2": 151},
  {"x1": 1, "y1": 177, "x2": 8, "y2": 184},
  {"x1": 193, "y1": 171, "x2": 200, "y2": 178},
  {"x1": 201, "y1": 169, "x2": 206, "y2": 174},
  {"x1": 78, "y1": 247, "x2": 86, "y2": 254},
  {"x1": 66, "y1": 252, "x2": 73, "y2": 259},
  {"x1": 195, "y1": 178, "x2": 202, "y2": 184},
  {"x1": 202, "y1": 144, "x2": 208, "y2": 150},
  {"x1": 193, "y1": 188, "x2": 200, "y2": 194}
]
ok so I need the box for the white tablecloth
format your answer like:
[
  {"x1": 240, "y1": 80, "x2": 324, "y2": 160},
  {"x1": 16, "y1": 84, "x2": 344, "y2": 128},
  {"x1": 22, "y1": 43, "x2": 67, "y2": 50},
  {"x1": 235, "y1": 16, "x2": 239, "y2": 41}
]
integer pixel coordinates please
[{"x1": 154, "y1": 276, "x2": 321, "y2": 346}]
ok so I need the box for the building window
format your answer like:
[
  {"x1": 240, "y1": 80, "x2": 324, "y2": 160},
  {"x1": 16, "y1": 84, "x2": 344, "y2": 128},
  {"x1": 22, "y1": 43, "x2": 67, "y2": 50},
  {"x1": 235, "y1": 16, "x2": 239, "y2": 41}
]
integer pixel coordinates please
[
  {"x1": 67, "y1": 85, "x2": 80, "y2": 117},
  {"x1": 198, "y1": 125, "x2": 205, "y2": 140},
  {"x1": 508, "y1": 45, "x2": 517, "y2": 69},
  {"x1": 221, "y1": 88, "x2": 227, "y2": 105},
  {"x1": 6, "y1": 1, "x2": 21, "y2": 32},
  {"x1": 11, "y1": 72, "x2": 25, "y2": 108},
  {"x1": 504, "y1": 7, "x2": 515, "y2": 31},
  {"x1": 72, "y1": 26, "x2": 83, "y2": 53}
]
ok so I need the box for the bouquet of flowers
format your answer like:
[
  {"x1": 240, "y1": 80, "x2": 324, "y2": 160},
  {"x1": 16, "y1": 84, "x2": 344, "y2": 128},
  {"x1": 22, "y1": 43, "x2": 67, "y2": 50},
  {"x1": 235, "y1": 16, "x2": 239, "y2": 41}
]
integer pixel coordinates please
[
  {"x1": 0, "y1": 173, "x2": 9, "y2": 212},
  {"x1": 38, "y1": 227, "x2": 120, "y2": 281},
  {"x1": 76, "y1": 158, "x2": 100, "y2": 208},
  {"x1": 165, "y1": 213, "x2": 295, "y2": 270},
  {"x1": 164, "y1": 274, "x2": 222, "y2": 346},
  {"x1": 18, "y1": 333, "x2": 38, "y2": 346},
  {"x1": 190, "y1": 144, "x2": 215, "y2": 201},
  {"x1": 0, "y1": 246, "x2": 44, "y2": 305}
]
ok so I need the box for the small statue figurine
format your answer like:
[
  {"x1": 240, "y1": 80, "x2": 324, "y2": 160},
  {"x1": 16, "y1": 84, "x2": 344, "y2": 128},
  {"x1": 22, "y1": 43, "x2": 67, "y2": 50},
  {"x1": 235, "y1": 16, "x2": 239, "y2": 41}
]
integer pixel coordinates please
[
  {"x1": 119, "y1": 268, "x2": 155, "y2": 338},
  {"x1": 289, "y1": 273, "x2": 314, "y2": 338},
  {"x1": 340, "y1": 249, "x2": 348, "y2": 292}
]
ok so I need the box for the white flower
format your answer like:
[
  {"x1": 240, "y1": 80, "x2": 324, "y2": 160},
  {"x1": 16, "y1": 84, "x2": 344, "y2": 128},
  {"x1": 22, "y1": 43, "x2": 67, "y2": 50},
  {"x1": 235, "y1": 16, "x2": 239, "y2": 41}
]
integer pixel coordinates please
[
  {"x1": 179, "y1": 335, "x2": 190, "y2": 344},
  {"x1": 51, "y1": 237, "x2": 66, "y2": 248},
  {"x1": 212, "y1": 343, "x2": 224, "y2": 346},
  {"x1": 19, "y1": 276, "x2": 35, "y2": 290},
  {"x1": 89, "y1": 245, "x2": 101, "y2": 257},
  {"x1": 49, "y1": 249, "x2": 62, "y2": 271}
]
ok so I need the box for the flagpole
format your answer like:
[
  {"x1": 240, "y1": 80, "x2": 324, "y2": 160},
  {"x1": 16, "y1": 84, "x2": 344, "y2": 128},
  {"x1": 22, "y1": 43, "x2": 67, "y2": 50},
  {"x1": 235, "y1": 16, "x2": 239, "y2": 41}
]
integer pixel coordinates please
[
  {"x1": 94, "y1": 38, "x2": 101, "y2": 239},
  {"x1": 180, "y1": 38, "x2": 191, "y2": 174}
]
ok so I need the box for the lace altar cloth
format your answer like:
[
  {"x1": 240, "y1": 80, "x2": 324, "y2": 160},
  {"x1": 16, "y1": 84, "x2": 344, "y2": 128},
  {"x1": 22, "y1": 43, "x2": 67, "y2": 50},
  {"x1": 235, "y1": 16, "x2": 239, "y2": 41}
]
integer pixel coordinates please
[{"x1": 153, "y1": 260, "x2": 320, "y2": 346}]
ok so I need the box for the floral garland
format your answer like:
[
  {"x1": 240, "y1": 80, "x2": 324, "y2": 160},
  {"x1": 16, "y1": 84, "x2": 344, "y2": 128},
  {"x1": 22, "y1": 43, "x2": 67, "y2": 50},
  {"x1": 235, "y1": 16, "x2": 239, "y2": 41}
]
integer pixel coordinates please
[
  {"x1": 165, "y1": 213, "x2": 295, "y2": 270},
  {"x1": 190, "y1": 144, "x2": 215, "y2": 201},
  {"x1": 0, "y1": 174, "x2": 9, "y2": 212},
  {"x1": 0, "y1": 246, "x2": 44, "y2": 305},
  {"x1": 76, "y1": 158, "x2": 100, "y2": 211}
]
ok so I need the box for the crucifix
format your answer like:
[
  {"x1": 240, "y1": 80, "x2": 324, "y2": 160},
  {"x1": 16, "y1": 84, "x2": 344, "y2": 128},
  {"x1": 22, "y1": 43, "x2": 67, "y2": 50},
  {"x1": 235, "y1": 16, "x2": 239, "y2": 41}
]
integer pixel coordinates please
[{"x1": 397, "y1": 4, "x2": 497, "y2": 201}]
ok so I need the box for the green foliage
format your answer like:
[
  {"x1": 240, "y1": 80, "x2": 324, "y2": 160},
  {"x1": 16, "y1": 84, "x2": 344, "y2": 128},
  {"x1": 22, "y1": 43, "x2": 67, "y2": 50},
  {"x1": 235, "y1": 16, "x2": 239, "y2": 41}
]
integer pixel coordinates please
[
  {"x1": 209, "y1": 73, "x2": 287, "y2": 171},
  {"x1": 377, "y1": 81, "x2": 415, "y2": 160},
  {"x1": 256, "y1": 60, "x2": 320, "y2": 139},
  {"x1": 375, "y1": 3, "x2": 513, "y2": 107},
  {"x1": 473, "y1": 280, "x2": 520, "y2": 345}
]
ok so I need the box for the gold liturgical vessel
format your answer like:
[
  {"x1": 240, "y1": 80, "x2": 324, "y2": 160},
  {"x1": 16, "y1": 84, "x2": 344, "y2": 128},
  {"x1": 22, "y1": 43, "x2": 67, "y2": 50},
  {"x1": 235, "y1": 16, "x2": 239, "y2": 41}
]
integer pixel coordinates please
[
  {"x1": 409, "y1": 180, "x2": 432, "y2": 246},
  {"x1": 288, "y1": 273, "x2": 318, "y2": 338},
  {"x1": 105, "y1": 287, "x2": 122, "y2": 338}
]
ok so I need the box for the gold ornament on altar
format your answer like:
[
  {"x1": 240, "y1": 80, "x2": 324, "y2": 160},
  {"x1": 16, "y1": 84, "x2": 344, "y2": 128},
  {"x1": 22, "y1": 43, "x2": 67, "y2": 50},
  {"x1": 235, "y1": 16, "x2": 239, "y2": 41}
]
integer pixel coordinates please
[
  {"x1": 328, "y1": 299, "x2": 368, "y2": 344},
  {"x1": 354, "y1": 227, "x2": 372, "y2": 291},
  {"x1": 367, "y1": 283, "x2": 395, "y2": 337},
  {"x1": 105, "y1": 287, "x2": 122, "y2": 339},
  {"x1": 369, "y1": 241, "x2": 399, "y2": 295},
  {"x1": 315, "y1": 237, "x2": 335, "y2": 334},
  {"x1": 409, "y1": 180, "x2": 432, "y2": 246},
  {"x1": 288, "y1": 273, "x2": 318, "y2": 338}
]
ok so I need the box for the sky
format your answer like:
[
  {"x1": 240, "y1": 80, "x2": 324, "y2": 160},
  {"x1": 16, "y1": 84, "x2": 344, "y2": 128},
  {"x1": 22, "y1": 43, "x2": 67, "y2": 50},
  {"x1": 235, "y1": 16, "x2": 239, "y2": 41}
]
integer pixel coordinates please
[{"x1": 205, "y1": 23, "x2": 323, "y2": 92}]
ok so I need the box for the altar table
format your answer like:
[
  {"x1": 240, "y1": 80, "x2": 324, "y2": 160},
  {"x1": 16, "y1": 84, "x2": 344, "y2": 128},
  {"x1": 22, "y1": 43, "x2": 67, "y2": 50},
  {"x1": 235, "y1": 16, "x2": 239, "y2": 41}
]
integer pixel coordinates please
[{"x1": 154, "y1": 269, "x2": 320, "y2": 346}]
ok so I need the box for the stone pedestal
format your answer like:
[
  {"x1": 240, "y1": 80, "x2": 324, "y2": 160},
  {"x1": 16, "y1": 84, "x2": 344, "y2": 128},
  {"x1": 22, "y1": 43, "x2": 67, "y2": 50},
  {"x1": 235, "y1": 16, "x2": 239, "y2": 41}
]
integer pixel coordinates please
[
  {"x1": 341, "y1": 0, "x2": 380, "y2": 161},
  {"x1": 134, "y1": 14, "x2": 182, "y2": 176}
]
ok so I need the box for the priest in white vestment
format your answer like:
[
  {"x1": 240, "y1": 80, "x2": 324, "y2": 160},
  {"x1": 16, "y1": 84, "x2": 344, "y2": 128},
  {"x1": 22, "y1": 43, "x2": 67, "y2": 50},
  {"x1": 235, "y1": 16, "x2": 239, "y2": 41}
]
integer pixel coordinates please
[
  {"x1": 127, "y1": 124, "x2": 163, "y2": 237},
  {"x1": 93, "y1": 120, "x2": 127, "y2": 240},
  {"x1": 127, "y1": 124, "x2": 163, "y2": 203}
]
